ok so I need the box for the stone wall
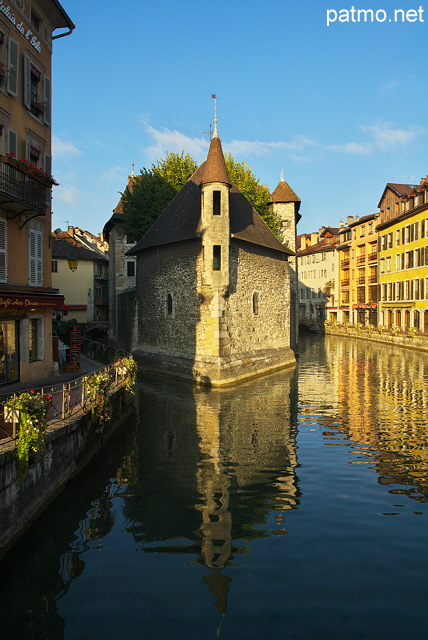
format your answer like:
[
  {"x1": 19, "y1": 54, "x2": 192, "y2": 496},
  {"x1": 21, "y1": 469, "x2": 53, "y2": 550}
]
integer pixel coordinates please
[
  {"x1": 324, "y1": 323, "x2": 428, "y2": 352},
  {"x1": 136, "y1": 240, "x2": 200, "y2": 354},
  {"x1": 0, "y1": 388, "x2": 133, "y2": 559},
  {"x1": 133, "y1": 238, "x2": 295, "y2": 385}
]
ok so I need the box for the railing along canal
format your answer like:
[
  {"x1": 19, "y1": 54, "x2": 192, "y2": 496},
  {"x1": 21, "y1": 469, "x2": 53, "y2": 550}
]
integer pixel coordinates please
[{"x1": 0, "y1": 353, "x2": 135, "y2": 443}]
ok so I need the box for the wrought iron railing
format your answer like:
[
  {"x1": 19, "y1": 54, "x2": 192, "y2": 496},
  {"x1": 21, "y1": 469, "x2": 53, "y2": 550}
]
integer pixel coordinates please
[
  {"x1": 0, "y1": 158, "x2": 47, "y2": 211},
  {"x1": 0, "y1": 357, "x2": 133, "y2": 442}
]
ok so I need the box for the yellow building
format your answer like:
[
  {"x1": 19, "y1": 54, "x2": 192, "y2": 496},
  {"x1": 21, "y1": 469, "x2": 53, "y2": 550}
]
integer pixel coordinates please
[
  {"x1": 51, "y1": 227, "x2": 109, "y2": 333},
  {"x1": 377, "y1": 178, "x2": 428, "y2": 332},
  {"x1": 0, "y1": 1, "x2": 74, "y2": 385},
  {"x1": 337, "y1": 214, "x2": 378, "y2": 325}
]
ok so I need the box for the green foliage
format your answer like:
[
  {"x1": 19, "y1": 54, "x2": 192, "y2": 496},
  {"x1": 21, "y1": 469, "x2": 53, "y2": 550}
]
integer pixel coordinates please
[
  {"x1": 153, "y1": 151, "x2": 197, "y2": 191},
  {"x1": 122, "y1": 149, "x2": 282, "y2": 240},
  {"x1": 85, "y1": 371, "x2": 112, "y2": 430},
  {"x1": 122, "y1": 152, "x2": 197, "y2": 240},
  {"x1": 224, "y1": 153, "x2": 281, "y2": 237},
  {"x1": 5, "y1": 391, "x2": 52, "y2": 483},
  {"x1": 116, "y1": 355, "x2": 138, "y2": 395}
]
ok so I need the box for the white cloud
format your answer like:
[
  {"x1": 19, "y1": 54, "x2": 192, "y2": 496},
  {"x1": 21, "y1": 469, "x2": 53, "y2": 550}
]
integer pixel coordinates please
[
  {"x1": 142, "y1": 124, "x2": 317, "y2": 162},
  {"x1": 361, "y1": 122, "x2": 423, "y2": 151},
  {"x1": 143, "y1": 125, "x2": 208, "y2": 162},
  {"x1": 52, "y1": 136, "x2": 82, "y2": 159},
  {"x1": 53, "y1": 185, "x2": 83, "y2": 206},
  {"x1": 327, "y1": 141, "x2": 372, "y2": 155},
  {"x1": 224, "y1": 136, "x2": 317, "y2": 157},
  {"x1": 328, "y1": 121, "x2": 424, "y2": 156}
]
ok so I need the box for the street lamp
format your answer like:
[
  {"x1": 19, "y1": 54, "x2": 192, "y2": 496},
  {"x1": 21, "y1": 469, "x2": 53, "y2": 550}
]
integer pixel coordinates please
[{"x1": 54, "y1": 227, "x2": 79, "y2": 271}]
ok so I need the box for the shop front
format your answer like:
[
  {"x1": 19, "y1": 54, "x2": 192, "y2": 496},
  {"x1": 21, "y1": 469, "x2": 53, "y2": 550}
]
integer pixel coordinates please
[{"x1": 0, "y1": 291, "x2": 65, "y2": 385}]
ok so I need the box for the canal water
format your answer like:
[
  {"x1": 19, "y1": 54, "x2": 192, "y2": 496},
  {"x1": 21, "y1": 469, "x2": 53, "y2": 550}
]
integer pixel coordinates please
[{"x1": 1, "y1": 334, "x2": 428, "y2": 640}]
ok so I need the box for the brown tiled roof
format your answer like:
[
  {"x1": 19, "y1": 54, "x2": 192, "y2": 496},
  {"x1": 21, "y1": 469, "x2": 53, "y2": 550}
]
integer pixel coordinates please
[
  {"x1": 51, "y1": 233, "x2": 107, "y2": 261},
  {"x1": 129, "y1": 138, "x2": 292, "y2": 257},
  {"x1": 377, "y1": 182, "x2": 417, "y2": 208},
  {"x1": 269, "y1": 180, "x2": 300, "y2": 204},
  {"x1": 200, "y1": 135, "x2": 231, "y2": 186}
]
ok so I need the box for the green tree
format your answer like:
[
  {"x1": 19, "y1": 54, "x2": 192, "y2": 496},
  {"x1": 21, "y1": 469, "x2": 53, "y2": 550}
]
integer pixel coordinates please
[
  {"x1": 224, "y1": 153, "x2": 281, "y2": 237},
  {"x1": 122, "y1": 152, "x2": 197, "y2": 240},
  {"x1": 122, "y1": 150, "x2": 281, "y2": 240}
]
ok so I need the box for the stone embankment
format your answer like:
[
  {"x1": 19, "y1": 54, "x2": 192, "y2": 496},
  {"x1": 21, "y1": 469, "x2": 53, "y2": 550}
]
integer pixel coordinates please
[
  {"x1": 323, "y1": 322, "x2": 428, "y2": 352},
  {"x1": 0, "y1": 357, "x2": 135, "y2": 560}
]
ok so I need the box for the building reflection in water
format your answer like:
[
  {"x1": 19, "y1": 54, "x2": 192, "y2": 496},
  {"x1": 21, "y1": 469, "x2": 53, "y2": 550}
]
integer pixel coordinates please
[
  {"x1": 299, "y1": 334, "x2": 428, "y2": 501},
  {"x1": 122, "y1": 369, "x2": 299, "y2": 616},
  {"x1": 3, "y1": 335, "x2": 428, "y2": 638}
]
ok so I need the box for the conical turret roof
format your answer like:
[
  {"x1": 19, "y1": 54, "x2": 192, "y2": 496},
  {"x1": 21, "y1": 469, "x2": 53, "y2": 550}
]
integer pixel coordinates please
[
  {"x1": 200, "y1": 135, "x2": 231, "y2": 186},
  {"x1": 269, "y1": 179, "x2": 300, "y2": 204}
]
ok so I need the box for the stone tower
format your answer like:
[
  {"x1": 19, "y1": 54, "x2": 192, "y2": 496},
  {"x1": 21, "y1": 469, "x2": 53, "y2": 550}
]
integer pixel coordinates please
[
  {"x1": 269, "y1": 178, "x2": 301, "y2": 350},
  {"x1": 128, "y1": 127, "x2": 296, "y2": 385}
]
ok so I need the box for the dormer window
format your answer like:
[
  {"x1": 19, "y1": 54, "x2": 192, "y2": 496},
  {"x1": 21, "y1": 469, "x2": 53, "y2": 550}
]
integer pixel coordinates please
[{"x1": 213, "y1": 190, "x2": 221, "y2": 215}]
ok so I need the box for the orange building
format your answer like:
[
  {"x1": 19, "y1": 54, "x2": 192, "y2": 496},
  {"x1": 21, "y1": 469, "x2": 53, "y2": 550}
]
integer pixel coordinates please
[{"x1": 0, "y1": 1, "x2": 74, "y2": 385}]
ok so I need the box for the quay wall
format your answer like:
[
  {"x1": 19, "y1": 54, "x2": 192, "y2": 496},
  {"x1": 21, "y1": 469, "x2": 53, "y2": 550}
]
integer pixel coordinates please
[
  {"x1": 0, "y1": 388, "x2": 133, "y2": 560},
  {"x1": 324, "y1": 323, "x2": 428, "y2": 352}
]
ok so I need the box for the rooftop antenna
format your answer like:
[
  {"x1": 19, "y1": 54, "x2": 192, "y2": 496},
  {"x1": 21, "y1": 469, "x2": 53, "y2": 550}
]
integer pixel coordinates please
[{"x1": 212, "y1": 93, "x2": 219, "y2": 138}]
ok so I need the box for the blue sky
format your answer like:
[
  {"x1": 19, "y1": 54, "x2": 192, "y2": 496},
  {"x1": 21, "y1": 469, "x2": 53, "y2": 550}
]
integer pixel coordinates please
[{"x1": 51, "y1": 0, "x2": 427, "y2": 235}]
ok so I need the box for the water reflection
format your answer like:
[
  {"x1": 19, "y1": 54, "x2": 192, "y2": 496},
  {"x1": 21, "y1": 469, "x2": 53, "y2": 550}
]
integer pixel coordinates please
[
  {"x1": 122, "y1": 371, "x2": 299, "y2": 614},
  {"x1": 1, "y1": 335, "x2": 428, "y2": 638},
  {"x1": 298, "y1": 334, "x2": 428, "y2": 501}
]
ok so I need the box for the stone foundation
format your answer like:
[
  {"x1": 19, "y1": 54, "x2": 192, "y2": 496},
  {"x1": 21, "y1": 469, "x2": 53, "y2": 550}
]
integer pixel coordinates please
[{"x1": 134, "y1": 346, "x2": 296, "y2": 386}]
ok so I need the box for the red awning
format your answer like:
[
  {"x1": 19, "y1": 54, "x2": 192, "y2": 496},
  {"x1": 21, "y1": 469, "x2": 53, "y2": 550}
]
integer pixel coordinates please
[{"x1": 0, "y1": 292, "x2": 65, "y2": 310}]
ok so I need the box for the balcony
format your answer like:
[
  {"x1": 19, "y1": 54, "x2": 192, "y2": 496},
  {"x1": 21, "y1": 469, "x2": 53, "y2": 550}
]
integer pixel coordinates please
[
  {"x1": 356, "y1": 255, "x2": 366, "y2": 264},
  {"x1": 0, "y1": 156, "x2": 48, "y2": 215},
  {"x1": 341, "y1": 279, "x2": 350, "y2": 287},
  {"x1": 357, "y1": 276, "x2": 365, "y2": 284},
  {"x1": 341, "y1": 259, "x2": 350, "y2": 268},
  {"x1": 367, "y1": 252, "x2": 377, "y2": 262}
]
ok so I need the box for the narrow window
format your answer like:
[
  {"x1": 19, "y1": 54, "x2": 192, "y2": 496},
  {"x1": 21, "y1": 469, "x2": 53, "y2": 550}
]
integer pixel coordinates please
[
  {"x1": 213, "y1": 190, "x2": 221, "y2": 215},
  {"x1": 126, "y1": 261, "x2": 135, "y2": 277},
  {"x1": 213, "y1": 245, "x2": 221, "y2": 270},
  {"x1": 252, "y1": 292, "x2": 259, "y2": 315},
  {"x1": 166, "y1": 293, "x2": 173, "y2": 316},
  {"x1": 51, "y1": 260, "x2": 58, "y2": 273}
]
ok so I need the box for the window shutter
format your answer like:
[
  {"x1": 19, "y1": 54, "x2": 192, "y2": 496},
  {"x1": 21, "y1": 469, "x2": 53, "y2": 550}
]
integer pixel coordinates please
[
  {"x1": 44, "y1": 153, "x2": 52, "y2": 176},
  {"x1": 24, "y1": 54, "x2": 31, "y2": 109},
  {"x1": 7, "y1": 38, "x2": 19, "y2": 97},
  {"x1": 7, "y1": 129, "x2": 17, "y2": 156},
  {"x1": 43, "y1": 75, "x2": 51, "y2": 125},
  {"x1": 0, "y1": 218, "x2": 8, "y2": 283},
  {"x1": 29, "y1": 229, "x2": 43, "y2": 286}
]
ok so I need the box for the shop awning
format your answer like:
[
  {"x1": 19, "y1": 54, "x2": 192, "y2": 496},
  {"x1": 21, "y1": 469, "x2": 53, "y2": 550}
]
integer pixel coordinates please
[{"x1": 0, "y1": 292, "x2": 65, "y2": 310}]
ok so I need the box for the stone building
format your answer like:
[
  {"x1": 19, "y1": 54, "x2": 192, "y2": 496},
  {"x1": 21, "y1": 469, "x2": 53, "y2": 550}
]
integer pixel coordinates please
[
  {"x1": 103, "y1": 172, "x2": 137, "y2": 348},
  {"x1": 269, "y1": 177, "x2": 301, "y2": 348},
  {"x1": 128, "y1": 127, "x2": 296, "y2": 385}
]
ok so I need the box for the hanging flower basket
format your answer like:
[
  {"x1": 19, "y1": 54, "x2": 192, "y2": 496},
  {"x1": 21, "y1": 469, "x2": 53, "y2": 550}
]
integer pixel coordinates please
[{"x1": 2, "y1": 153, "x2": 58, "y2": 186}]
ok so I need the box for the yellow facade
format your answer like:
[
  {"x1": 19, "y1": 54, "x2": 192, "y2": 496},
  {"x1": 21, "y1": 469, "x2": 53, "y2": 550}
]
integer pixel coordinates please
[
  {"x1": 0, "y1": 1, "x2": 73, "y2": 385},
  {"x1": 377, "y1": 181, "x2": 428, "y2": 332},
  {"x1": 337, "y1": 214, "x2": 378, "y2": 325}
]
